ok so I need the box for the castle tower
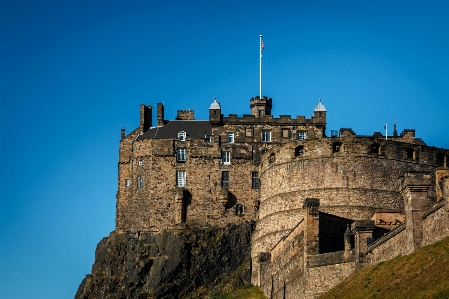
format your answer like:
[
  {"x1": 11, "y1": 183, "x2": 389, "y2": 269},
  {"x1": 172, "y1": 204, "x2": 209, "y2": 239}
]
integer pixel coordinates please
[
  {"x1": 250, "y1": 96, "x2": 272, "y2": 118},
  {"x1": 209, "y1": 97, "x2": 221, "y2": 125}
]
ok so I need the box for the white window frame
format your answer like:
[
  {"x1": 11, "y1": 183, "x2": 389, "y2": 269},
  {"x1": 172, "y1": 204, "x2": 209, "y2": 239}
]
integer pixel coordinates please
[
  {"x1": 205, "y1": 135, "x2": 213, "y2": 143},
  {"x1": 125, "y1": 179, "x2": 131, "y2": 187},
  {"x1": 222, "y1": 151, "x2": 231, "y2": 165},
  {"x1": 138, "y1": 159, "x2": 144, "y2": 166},
  {"x1": 176, "y1": 170, "x2": 186, "y2": 187},
  {"x1": 262, "y1": 130, "x2": 271, "y2": 142},
  {"x1": 227, "y1": 132, "x2": 234, "y2": 144},
  {"x1": 297, "y1": 131, "x2": 307, "y2": 140},
  {"x1": 177, "y1": 148, "x2": 186, "y2": 162},
  {"x1": 137, "y1": 175, "x2": 143, "y2": 189},
  {"x1": 178, "y1": 131, "x2": 186, "y2": 141}
]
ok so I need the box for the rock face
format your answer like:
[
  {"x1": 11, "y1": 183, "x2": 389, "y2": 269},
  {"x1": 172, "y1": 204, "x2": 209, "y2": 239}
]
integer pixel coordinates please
[{"x1": 75, "y1": 223, "x2": 252, "y2": 299}]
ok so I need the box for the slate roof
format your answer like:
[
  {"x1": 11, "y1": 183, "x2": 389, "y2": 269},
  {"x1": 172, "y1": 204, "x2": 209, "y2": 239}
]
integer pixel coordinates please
[{"x1": 137, "y1": 120, "x2": 212, "y2": 140}]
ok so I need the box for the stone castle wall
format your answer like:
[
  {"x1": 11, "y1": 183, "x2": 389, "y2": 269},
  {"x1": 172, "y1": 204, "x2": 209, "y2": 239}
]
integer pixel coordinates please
[
  {"x1": 251, "y1": 137, "x2": 440, "y2": 284},
  {"x1": 117, "y1": 136, "x2": 260, "y2": 232}
]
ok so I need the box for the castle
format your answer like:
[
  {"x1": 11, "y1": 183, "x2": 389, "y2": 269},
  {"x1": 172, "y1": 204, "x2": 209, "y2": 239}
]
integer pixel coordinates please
[{"x1": 117, "y1": 96, "x2": 449, "y2": 298}]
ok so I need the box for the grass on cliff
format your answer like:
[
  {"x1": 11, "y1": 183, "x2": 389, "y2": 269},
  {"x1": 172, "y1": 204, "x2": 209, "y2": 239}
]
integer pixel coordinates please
[
  {"x1": 320, "y1": 236, "x2": 449, "y2": 299},
  {"x1": 209, "y1": 284, "x2": 267, "y2": 299}
]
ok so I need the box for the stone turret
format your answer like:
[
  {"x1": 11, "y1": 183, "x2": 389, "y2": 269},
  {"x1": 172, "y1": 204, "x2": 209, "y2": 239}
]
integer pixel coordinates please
[{"x1": 250, "y1": 96, "x2": 272, "y2": 118}]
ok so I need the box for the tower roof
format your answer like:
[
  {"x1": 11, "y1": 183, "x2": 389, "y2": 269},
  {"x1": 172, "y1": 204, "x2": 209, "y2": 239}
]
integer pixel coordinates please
[
  {"x1": 209, "y1": 97, "x2": 221, "y2": 110},
  {"x1": 314, "y1": 99, "x2": 326, "y2": 112}
]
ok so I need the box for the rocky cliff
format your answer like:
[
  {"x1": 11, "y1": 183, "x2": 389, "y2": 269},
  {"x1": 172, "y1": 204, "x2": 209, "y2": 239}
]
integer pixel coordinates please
[{"x1": 75, "y1": 223, "x2": 253, "y2": 299}]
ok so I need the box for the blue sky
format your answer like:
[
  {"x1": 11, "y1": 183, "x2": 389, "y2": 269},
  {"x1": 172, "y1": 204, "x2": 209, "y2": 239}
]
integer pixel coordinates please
[{"x1": 1, "y1": 1, "x2": 448, "y2": 298}]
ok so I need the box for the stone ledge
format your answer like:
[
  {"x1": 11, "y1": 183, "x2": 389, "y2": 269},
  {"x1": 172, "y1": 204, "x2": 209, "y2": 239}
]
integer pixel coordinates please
[{"x1": 422, "y1": 200, "x2": 445, "y2": 219}]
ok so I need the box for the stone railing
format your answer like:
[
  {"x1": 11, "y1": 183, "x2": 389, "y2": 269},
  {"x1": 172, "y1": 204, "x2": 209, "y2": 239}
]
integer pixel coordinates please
[
  {"x1": 422, "y1": 200, "x2": 445, "y2": 219},
  {"x1": 366, "y1": 223, "x2": 406, "y2": 253}
]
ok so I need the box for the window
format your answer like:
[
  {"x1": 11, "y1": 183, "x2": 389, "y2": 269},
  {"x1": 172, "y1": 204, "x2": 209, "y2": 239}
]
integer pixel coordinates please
[
  {"x1": 370, "y1": 143, "x2": 380, "y2": 154},
  {"x1": 259, "y1": 110, "x2": 264, "y2": 118},
  {"x1": 205, "y1": 135, "x2": 212, "y2": 143},
  {"x1": 252, "y1": 172, "x2": 260, "y2": 189},
  {"x1": 228, "y1": 132, "x2": 234, "y2": 143},
  {"x1": 222, "y1": 171, "x2": 229, "y2": 188},
  {"x1": 295, "y1": 146, "x2": 304, "y2": 157},
  {"x1": 406, "y1": 148, "x2": 414, "y2": 159},
  {"x1": 246, "y1": 128, "x2": 253, "y2": 137},
  {"x1": 262, "y1": 130, "x2": 271, "y2": 142},
  {"x1": 297, "y1": 131, "x2": 307, "y2": 140},
  {"x1": 138, "y1": 159, "x2": 144, "y2": 166},
  {"x1": 222, "y1": 151, "x2": 231, "y2": 165},
  {"x1": 177, "y1": 148, "x2": 186, "y2": 162},
  {"x1": 282, "y1": 129, "x2": 290, "y2": 138},
  {"x1": 436, "y1": 153, "x2": 445, "y2": 165},
  {"x1": 137, "y1": 175, "x2": 143, "y2": 189},
  {"x1": 333, "y1": 142, "x2": 342, "y2": 153},
  {"x1": 235, "y1": 204, "x2": 245, "y2": 215},
  {"x1": 176, "y1": 170, "x2": 186, "y2": 187},
  {"x1": 178, "y1": 131, "x2": 186, "y2": 141},
  {"x1": 125, "y1": 179, "x2": 130, "y2": 187},
  {"x1": 131, "y1": 160, "x2": 134, "y2": 170}
]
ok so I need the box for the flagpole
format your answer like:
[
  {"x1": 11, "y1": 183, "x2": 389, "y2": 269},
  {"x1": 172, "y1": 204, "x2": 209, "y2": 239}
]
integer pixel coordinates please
[
  {"x1": 260, "y1": 34, "x2": 262, "y2": 100},
  {"x1": 385, "y1": 123, "x2": 388, "y2": 140}
]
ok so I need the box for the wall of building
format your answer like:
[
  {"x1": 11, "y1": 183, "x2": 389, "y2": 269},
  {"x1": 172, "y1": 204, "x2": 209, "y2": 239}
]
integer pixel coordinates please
[
  {"x1": 421, "y1": 201, "x2": 449, "y2": 246},
  {"x1": 116, "y1": 136, "x2": 260, "y2": 232},
  {"x1": 252, "y1": 137, "x2": 439, "y2": 284}
]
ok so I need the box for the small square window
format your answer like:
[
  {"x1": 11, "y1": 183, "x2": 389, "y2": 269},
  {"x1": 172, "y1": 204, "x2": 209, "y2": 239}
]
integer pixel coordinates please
[
  {"x1": 228, "y1": 132, "x2": 234, "y2": 143},
  {"x1": 137, "y1": 175, "x2": 143, "y2": 189},
  {"x1": 222, "y1": 151, "x2": 231, "y2": 165},
  {"x1": 138, "y1": 160, "x2": 144, "y2": 166},
  {"x1": 282, "y1": 129, "x2": 290, "y2": 138},
  {"x1": 177, "y1": 170, "x2": 186, "y2": 187},
  {"x1": 205, "y1": 135, "x2": 213, "y2": 143},
  {"x1": 178, "y1": 131, "x2": 186, "y2": 141},
  {"x1": 222, "y1": 171, "x2": 229, "y2": 188},
  {"x1": 262, "y1": 130, "x2": 271, "y2": 142},
  {"x1": 125, "y1": 179, "x2": 131, "y2": 187},
  {"x1": 177, "y1": 148, "x2": 186, "y2": 162},
  {"x1": 297, "y1": 131, "x2": 307, "y2": 140}
]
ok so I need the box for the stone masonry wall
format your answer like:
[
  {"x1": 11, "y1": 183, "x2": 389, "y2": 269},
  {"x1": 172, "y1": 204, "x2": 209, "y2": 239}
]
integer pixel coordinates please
[
  {"x1": 305, "y1": 260, "x2": 356, "y2": 298},
  {"x1": 421, "y1": 201, "x2": 449, "y2": 247},
  {"x1": 117, "y1": 136, "x2": 260, "y2": 232},
  {"x1": 259, "y1": 220, "x2": 306, "y2": 299},
  {"x1": 252, "y1": 139, "x2": 437, "y2": 284},
  {"x1": 365, "y1": 225, "x2": 407, "y2": 266}
]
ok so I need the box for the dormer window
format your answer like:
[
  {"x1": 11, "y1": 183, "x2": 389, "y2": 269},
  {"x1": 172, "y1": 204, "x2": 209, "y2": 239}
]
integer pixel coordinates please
[
  {"x1": 205, "y1": 135, "x2": 212, "y2": 143},
  {"x1": 178, "y1": 131, "x2": 186, "y2": 141}
]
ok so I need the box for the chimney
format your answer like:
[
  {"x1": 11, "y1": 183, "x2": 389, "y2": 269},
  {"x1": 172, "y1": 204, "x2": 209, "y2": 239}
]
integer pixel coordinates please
[
  {"x1": 139, "y1": 104, "x2": 152, "y2": 132},
  {"x1": 157, "y1": 103, "x2": 164, "y2": 126}
]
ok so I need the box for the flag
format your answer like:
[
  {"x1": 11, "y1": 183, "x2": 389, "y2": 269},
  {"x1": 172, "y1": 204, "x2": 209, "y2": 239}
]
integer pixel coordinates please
[
  {"x1": 384, "y1": 124, "x2": 387, "y2": 129},
  {"x1": 261, "y1": 40, "x2": 264, "y2": 50}
]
